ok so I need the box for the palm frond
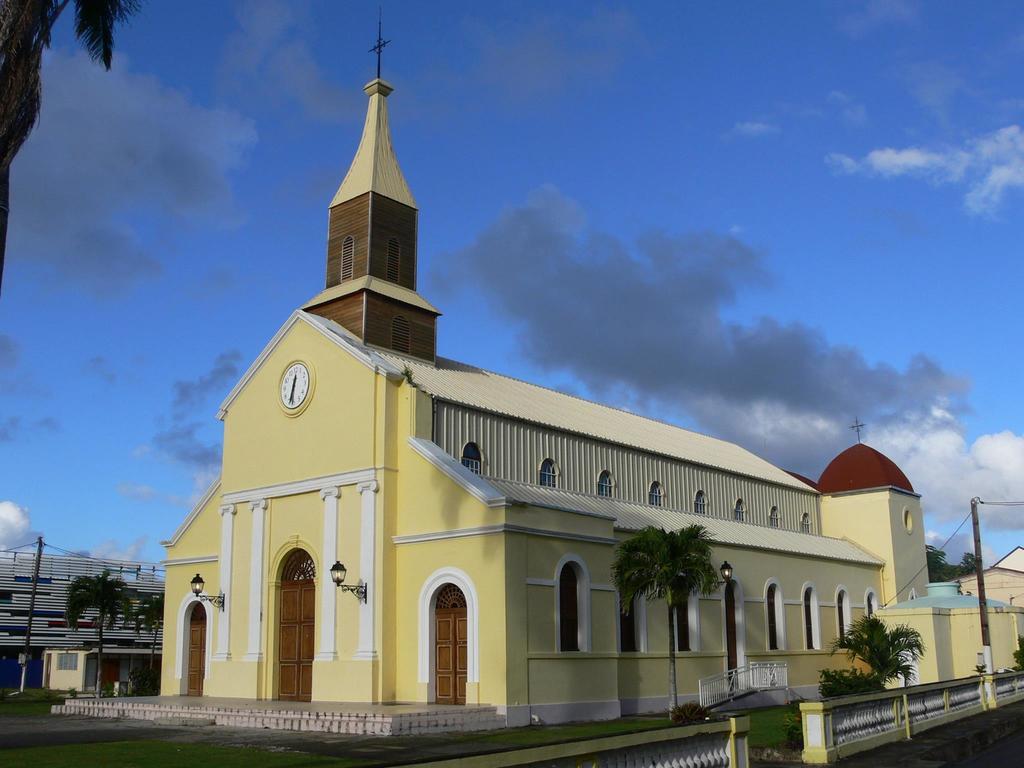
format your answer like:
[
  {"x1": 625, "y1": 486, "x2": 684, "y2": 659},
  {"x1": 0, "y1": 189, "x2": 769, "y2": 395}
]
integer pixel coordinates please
[{"x1": 73, "y1": 0, "x2": 139, "y2": 69}]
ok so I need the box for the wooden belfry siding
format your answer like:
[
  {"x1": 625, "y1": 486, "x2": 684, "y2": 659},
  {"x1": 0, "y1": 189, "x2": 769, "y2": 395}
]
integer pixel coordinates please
[
  {"x1": 325, "y1": 192, "x2": 417, "y2": 290},
  {"x1": 433, "y1": 401, "x2": 821, "y2": 534},
  {"x1": 306, "y1": 293, "x2": 365, "y2": 337},
  {"x1": 326, "y1": 193, "x2": 371, "y2": 288},
  {"x1": 367, "y1": 195, "x2": 417, "y2": 290},
  {"x1": 363, "y1": 292, "x2": 436, "y2": 361}
]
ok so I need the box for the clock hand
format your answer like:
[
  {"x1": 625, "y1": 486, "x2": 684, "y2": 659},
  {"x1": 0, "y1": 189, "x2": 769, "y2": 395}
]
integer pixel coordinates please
[{"x1": 289, "y1": 375, "x2": 297, "y2": 405}]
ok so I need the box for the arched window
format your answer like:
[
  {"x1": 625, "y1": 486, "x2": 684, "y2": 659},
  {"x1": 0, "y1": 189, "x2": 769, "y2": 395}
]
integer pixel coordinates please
[
  {"x1": 391, "y1": 316, "x2": 411, "y2": 354},
  {"x1": 694, "y1": 490, "x2": 706, "y2": 515},
  {"x1": 800, "y1": 512, "x2": 811, "y2": 534},
  {"x1": 675, "y1": 599, "x2": 690, "y2": 652},
  {"x1": 908, "y1": 588, "x2": 917, "y2": 601},
  {"x1": 387, "y1": 238, "x2": 401, "y2": 282},
  {"x1": 836, "y1": 588, "x2": 850, "y2": 637},
  {"x1": 461, "y1": 442, "x2": 481, "y2": 474},
  {"x1": 558, "y1": 562, "x2": 585, "y2": 652},
  {"x1": 597, "y1": 470, "x2": 613, "y2": 498},
  {"x1": 341, "y1": 235, "x2": 355, "y2": 280},
  {"x1": 540, "y1": 459, "x2": 557, "y2": 488},
  {"x1": 803, "y1": 585, "x2": 819, "y2": 650},
  {"x1": 769, "y1": 506, "x2": 779, "y2": 528},
  {"x1": 648, "y1": 481, "x2": 664, "y2": 506},
  {"x1": 766, "y1": 583, "x2": 779, "y2": 650},
  {"x1": 734, "y1": 499, "x2": 745, "y2": 522},
  {"x1": 618, "y1": 594, "x2": 638, "y2": 653},
  {"x1": 865, "y1": 589, "x2": 878, "y2": 617}
]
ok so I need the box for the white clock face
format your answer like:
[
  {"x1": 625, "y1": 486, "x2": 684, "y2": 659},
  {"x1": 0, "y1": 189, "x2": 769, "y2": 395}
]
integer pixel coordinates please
[{"x1": 280, "y1": 363, "x2": 310, "y2": 410}]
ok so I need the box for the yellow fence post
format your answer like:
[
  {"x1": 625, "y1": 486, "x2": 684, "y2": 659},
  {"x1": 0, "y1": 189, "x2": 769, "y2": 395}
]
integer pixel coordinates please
[{"x1": 903, "y1": 694, "x2": 911, "y2": 740}]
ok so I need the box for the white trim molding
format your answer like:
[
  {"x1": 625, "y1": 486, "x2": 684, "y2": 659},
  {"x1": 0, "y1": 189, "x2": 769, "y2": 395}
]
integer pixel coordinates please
[
  {"x1": 174, "y1": 594, "x2": 213, "y2": 690},
  {"x1": 245, "y1": 499, "x2": 268, "y2": 661},
  {"x1": 354, "y1": 480, "x2": 378, "y2": 659},
  {"x1": 764, "y1": 578, "x2": 787, "y2": 651},
  {"x1": 801, "y1": 581, "x2": 822, "y2": 650},
  {"x1": 162, "y1": 555, "x2": 218, "y2": 567},
  {"x1": 835, "y1": 584, "x2": 852, "y2": 637},
  {"x1": 316, "y1": 487, "x2": 340, "y2": 661},
  {"x1": 213, "y1": 504, "x2": 236, "y2": 661},
  {"x1": 222, "y1": 468, "x2": 376, "y2": 506},
  {"x1": 554, "y1": 553, "x2": 592, "y2": 653},
  {"x1": 864, "y1": 587, "x2": 879, "y2": 617},
  {"x1": 417, "y1": 567, "x2": 480, "y2": 699},
  {"x1": 392, "y1": 523, "x2": 617, "y2": 547}
]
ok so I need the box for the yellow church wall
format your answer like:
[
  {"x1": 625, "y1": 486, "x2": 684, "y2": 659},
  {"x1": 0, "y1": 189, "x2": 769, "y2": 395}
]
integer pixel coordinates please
[
  {"x1": 820, "y1": 489, "x2": 927, "y2": 605},
  {"x1": 220, "y1": 320, "x2": 378, "y2": 494}
]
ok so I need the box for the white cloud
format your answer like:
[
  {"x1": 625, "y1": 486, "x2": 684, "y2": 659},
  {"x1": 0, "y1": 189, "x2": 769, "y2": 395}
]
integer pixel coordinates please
[
  {"x1": 0, "y1": 501, "x2": 32, "y2": 549},
  {"x1": 116, "y1": 482, "x2": 186, "y2": 507},
  {"x1": 840, "y1": 0, "x2": 919, "y2": 38},
  {"x1": 827, "y1": 125, "x2": 1024, "y2": 214},
  {"x1": 730, "y1": 121, "x2": 780, "y2": 137},
  {"x1": 827, "y1": 91, "x2": 867, "y2": 125},
  {"x1": 91, "y1": 536, "x2": 148, "y2": 562}
]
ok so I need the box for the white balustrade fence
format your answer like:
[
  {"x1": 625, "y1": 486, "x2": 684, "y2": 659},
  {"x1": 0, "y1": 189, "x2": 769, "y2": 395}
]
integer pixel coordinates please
[
  {"x1": 698, "y1": 662, "x2": 788, "y2": 708},
  {"x1": 801, "y1": 671, "x2": 1024, "y2": 764}
]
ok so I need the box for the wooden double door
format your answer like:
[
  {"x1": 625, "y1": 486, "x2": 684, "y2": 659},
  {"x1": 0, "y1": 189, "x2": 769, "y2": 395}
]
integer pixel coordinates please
[
  {"x1": 434, "y1": 584, "x2": 468, "y2": 705},
  {"x1": 187, "y1": 604, "x2": 206, "y2": 696},
  {"x1": 279, "y1": 576, "x2": 316, "y2": 702}
]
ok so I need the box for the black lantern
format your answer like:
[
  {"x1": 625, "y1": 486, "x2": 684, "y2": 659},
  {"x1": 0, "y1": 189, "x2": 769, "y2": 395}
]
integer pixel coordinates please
[
  {"x1": 331, "y1": 560, "x2": 367, "y2": 603},
  {"x1": 720, "y1": 561, "x2": 734, "y2": 582},
  {"x1": 189, "y1": 572, "x2": 224, "y2": 610}
]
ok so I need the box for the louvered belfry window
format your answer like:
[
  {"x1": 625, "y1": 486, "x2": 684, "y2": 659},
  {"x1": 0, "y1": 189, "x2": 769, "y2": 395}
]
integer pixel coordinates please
[
  {"x1": 341, "y1": 235, "x2": 355, "y2": 280},
  {"x1": 391, "y1": 316, "x2": 411, "y2": 354},
  {"x1": 387, "y1": 238, "x2": 401, "y2": 282}
]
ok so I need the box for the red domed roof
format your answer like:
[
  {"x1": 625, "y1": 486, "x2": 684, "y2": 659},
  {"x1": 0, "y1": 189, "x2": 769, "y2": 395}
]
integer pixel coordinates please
[{"x1": 818, "y1": 443, "x2": 914, "y2": 494}]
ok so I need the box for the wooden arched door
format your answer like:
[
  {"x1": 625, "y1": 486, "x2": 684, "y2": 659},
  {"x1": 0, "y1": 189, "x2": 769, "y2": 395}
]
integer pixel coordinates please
[
  {"x1": 434, "y1": 584, "x2": 467, "y2": 705},
  {"x1": 187, "y1": 603, "x2": 206, "y2": 696},
  {"x1": 278, "y1": 550, "x2": 316, "y2": 702},
  {"x1": 724, "y1": 581, "x2": 738, "y2": 670}
]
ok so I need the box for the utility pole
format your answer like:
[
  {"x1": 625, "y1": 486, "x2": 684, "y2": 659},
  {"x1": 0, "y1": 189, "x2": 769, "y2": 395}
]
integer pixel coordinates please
[
  {"x1": 970, "y1": 498, "x2": 993, "y2": 673},
  {"x1": 19, "y1": 536, "x2": 44, "y2": 692}
]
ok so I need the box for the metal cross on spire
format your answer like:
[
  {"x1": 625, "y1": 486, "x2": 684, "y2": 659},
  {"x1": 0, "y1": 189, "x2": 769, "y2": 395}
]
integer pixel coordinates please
[
  {"x1": 850, "y1": 417, "x2": 865, "y2": 443},
  {"x1": 369, "y1": 8, "x2": 390, "y2": 80}
]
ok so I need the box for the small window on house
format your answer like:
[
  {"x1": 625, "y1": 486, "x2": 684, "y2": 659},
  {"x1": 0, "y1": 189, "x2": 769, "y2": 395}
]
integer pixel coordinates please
[
  {"x1": 387, "y1": 238, "x2": 401, "y2": 282},
  {"x1": 648, "y1": 481, "x2": 664, "y2": 506},
  {"x1": 597, "y1": 470, "x2": 613, "y2": 498},
  {"x1": 769, "y1": 506, "x2": 779, "y2": 528},
  {"x1": 801, "y1": 513, "x2": 811, "y2": 534},
  {"x1": 694, "y1": 490, "x2": 706, "y2": 515},
  {"x1": 461, "y1": 442, "x2": 482, "y2": 474},
  {"x1": 734, "y1": 499, "x2": 745, "y2": 522},
  {"x1": 676, "y1": 600, "x2": 691, "y2": 652},
  {"x1": 391, "y1": 316, "x2": 411, "y2": 354},
  {"x1": 341, "y1": 235, "x2": 355, "y2": 280},
  {"x1": 540, "y1": 459, "x2": 557, "y2": 488},
  {"x1": 57, "y1": 653, "x2": 78, "y2": 671},
  {"x1": 766, "y1": 584, "x2": 779, "y2": 650},
  {"x1": 559, "y1": 563, "x2": 580, "y2": 652}
]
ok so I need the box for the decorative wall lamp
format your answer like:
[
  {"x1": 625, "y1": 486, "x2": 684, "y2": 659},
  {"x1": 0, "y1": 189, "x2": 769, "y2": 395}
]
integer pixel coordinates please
[
  {"x1": 190, "y1": 573, "x2": 225, "y2": 611},
  {"x1": 330, "y1": 561, "x2": 367, "y2": 603},
  {"x1": 719, "y1": 561, "x2": 734, "y2": 583}
]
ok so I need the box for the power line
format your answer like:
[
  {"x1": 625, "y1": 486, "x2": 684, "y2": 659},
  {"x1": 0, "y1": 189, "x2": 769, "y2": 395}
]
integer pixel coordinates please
[{"x1": 883, "y1": 508, "x2": 973, "y2": 608}]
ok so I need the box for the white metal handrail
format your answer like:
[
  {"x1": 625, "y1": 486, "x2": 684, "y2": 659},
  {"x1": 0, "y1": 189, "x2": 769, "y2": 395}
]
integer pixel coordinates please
[{"x1": 698, "y1": 662, "x2": 789, "y2": 708}]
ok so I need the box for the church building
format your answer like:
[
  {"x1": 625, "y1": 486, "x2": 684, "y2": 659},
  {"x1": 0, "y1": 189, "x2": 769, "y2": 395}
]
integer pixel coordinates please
[{"x1": 161, "y1": 75, "x2": 939, "y2": 724}]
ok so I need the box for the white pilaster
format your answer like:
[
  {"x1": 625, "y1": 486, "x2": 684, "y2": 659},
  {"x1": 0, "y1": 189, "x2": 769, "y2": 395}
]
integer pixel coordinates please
[
  {"x1": 245, "y1": 499, "x2": 267, "y2": 661},
  {"x1": 355, "y1": 480, "x2": 378, "y2": 659},
  {"x1": 213, "y1": 504, "x2": 236, "y2": 661},
  {"x1": 316, "y1": 486, "x2": 340, "y2": 661}
]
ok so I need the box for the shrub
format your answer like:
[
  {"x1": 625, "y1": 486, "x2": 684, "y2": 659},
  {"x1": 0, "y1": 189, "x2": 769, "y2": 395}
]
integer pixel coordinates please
[
  {"x1": 670, "y1": 701, "x2": 710, "y2": 724},
  {"x1": 818, "y1": 668, "x2": 884, "y2": 698},
  {"x1": 782, "y1": 704, "x2": 803, "y2": 747},
  {"x1": 1014, "y1": 636, "x2": 1024, "y2": 671},
  {"x1": 100, "y1": 681, "x2": 115, "y2": 698},
  {"x1": 128, "y1": 667, "x2": 160, "y2": 696},
  {"x1": 68, "y1": 687, "x2": 78, "y2": 699}
]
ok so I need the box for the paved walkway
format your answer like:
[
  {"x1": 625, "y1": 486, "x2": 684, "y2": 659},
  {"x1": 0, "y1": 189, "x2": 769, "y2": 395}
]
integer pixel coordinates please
[{"x1": 116, "y1": 695, "x2": 494, "y2": 714}]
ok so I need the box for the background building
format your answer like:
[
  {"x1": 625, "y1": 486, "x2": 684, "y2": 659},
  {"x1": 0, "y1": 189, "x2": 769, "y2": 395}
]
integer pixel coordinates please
[
  {"x1": 0, "y1": 550, "x2": 163, "y2": 688},
  {"x1": 959, "y1": 547, "x2": 1024, "y2": 606}
]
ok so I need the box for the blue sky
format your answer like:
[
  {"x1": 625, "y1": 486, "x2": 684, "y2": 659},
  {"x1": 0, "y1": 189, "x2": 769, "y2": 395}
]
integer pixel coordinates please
[{"x1": 2, "y1": 0, "x2": 1023, "y2": 565}]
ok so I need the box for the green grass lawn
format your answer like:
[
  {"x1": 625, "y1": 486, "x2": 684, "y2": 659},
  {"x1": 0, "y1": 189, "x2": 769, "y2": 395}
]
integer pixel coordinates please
[
  {"x1": 745, "y1": 705, "x2": 795, "y2": 748},
  {"x1": 0, "y1": 741, "x2": 365, "y2": 768},
  {"x1": 0, "y1": 688, "x2": 67, "y2": 717}
]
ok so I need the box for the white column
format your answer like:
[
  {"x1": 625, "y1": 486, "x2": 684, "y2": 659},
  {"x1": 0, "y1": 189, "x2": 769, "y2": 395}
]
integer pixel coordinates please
[
  {"x1": 214, "y1": 504, "x2": 236, "y2": 661},
  {"x1": 245, "y1": 499, "x2": 267, "y2": 661},
  {"x1": 317, "y1": 486, "x2": 340, "y2": 661},
  {"x1": 355, "y1": 480, "x2": 378, "y2": 659}
]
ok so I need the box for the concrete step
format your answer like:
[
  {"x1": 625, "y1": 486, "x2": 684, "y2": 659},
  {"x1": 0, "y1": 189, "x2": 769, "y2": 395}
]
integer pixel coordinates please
[{"x1": 153, "y1": 716, "x2": 216, "y2": 726}]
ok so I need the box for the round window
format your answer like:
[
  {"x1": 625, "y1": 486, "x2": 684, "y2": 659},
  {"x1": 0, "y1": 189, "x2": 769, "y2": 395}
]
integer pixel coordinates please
[{"x1": 903, "y1": 508, "x2": 913, "y2": 534}]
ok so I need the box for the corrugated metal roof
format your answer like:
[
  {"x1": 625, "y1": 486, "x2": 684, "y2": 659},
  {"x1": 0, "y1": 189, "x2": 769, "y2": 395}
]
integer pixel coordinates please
[
  {"x1": 487, "y1": 478, "x2": 880, "y2": 565},
  {"x1": 381, "y1": 352, "x2": 815, "y2": 492}
]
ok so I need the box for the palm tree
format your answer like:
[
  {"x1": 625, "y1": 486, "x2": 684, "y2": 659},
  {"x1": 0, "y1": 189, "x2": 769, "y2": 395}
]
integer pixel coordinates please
[
  {"x1": 832, "y1": 615, "x2": 925, "y2": 686},
  {"x1": 66, "y1": 569, "x2": 127, "y2": 694},
  {"x1": 128, "y1": 592, "x2": 164, "y2": 669},
  {"x1": 612, "y1": 525, "x2": 720, "y2": 713},
  {"x1": 0, "y1": 0, "x2": 140, "y2": 298}
]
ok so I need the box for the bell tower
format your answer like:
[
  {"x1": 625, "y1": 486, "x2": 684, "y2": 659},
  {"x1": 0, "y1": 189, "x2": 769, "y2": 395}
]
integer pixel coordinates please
[{"x1": 305, "y1": 78, "x2": 439, "y2": 361}]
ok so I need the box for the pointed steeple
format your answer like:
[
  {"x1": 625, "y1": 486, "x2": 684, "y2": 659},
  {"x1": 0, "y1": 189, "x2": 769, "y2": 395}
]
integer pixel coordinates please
[{"x1": 330, "y1": 79, "x2": 416, "y2": 210}]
